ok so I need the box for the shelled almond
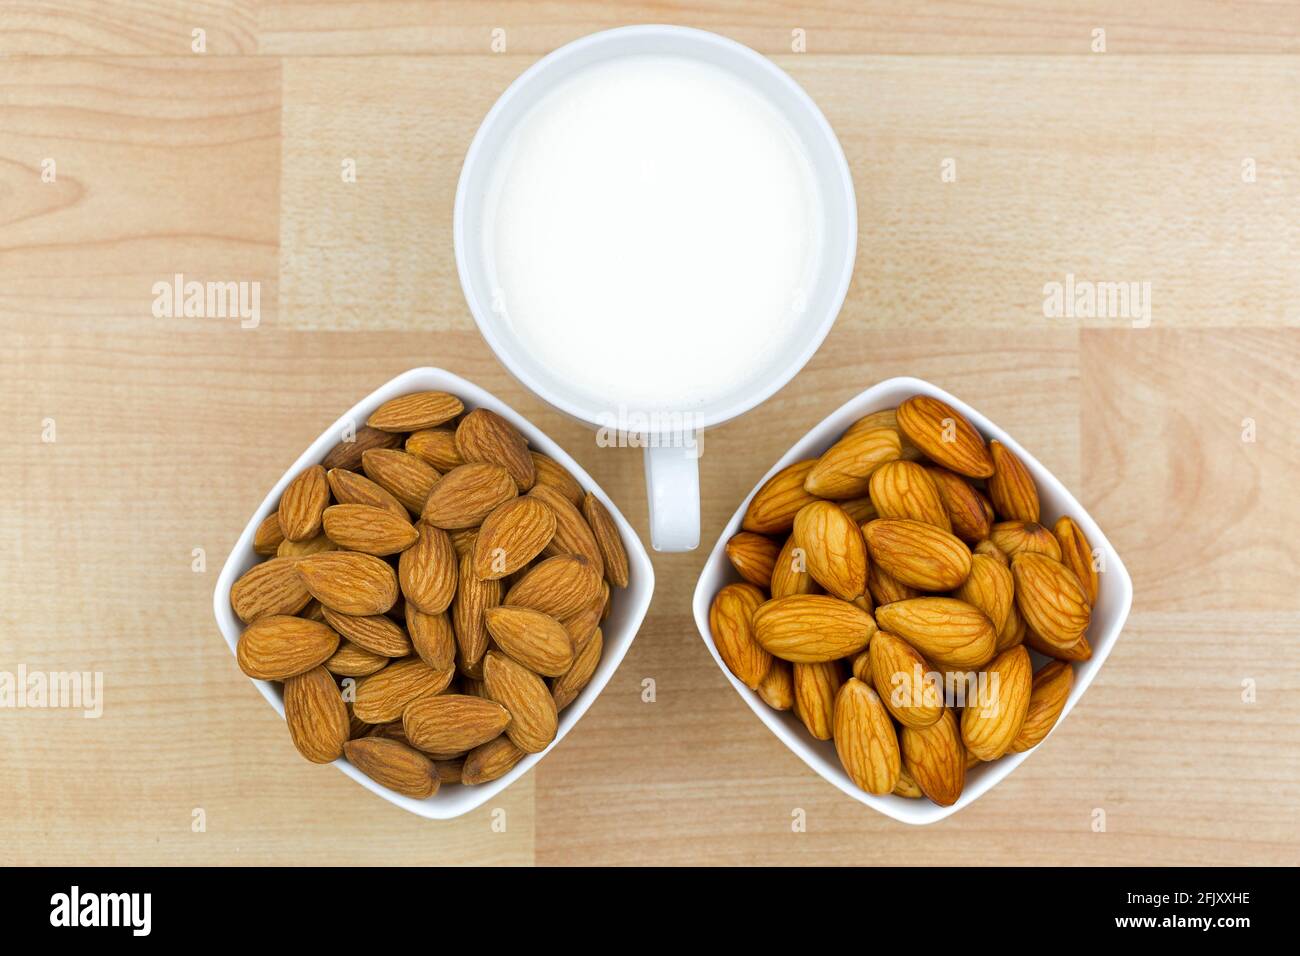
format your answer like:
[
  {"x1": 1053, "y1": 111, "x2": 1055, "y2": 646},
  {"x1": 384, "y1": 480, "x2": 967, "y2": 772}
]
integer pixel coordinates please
[
  {"x1": 715, "y1": 393, "x2": 1100, "y2": 808},
  {"x1": 230, "y1": 390, "x2": 630, "y2": 798}
]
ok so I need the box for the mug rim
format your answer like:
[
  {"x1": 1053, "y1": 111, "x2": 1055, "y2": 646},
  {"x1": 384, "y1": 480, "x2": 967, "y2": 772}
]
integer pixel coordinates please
[{"x1": 452, "y1": 24, "x2": 858, "y2": 434}]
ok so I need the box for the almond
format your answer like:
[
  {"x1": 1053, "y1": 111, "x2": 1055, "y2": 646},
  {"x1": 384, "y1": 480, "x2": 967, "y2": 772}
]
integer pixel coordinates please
[
  {"x1": 403, "y1": 694, "x2": 510, "y2": 754},
  {"x1": 278, "y1": 464, "x2": 330, "y2": 542},
  {"x1": 756, "y1": 658, "x2": 795, "y2": 711},
  {"x1": 869, "y1": 460, "x2": 951, "y2": 531},
  {"x1": 230, "y1": 556, "x2": 313, "y2": 623},
  {"x1": 362, "y1": 449, "x2": 440, "y2": 514},
  {"x1": 793, "y1": 501, "x2": 869, "y2": 601},
  {"x1": 473, "y1": 496, "x2": 557, "y2": 580},
  {"x1": 1024, "y1": 627, "x2": 1092, "y2": 662},
  {"x1": 1054, "y1": 516, "x2": 1099, "y2": 605},
  {"x1": 322, "y1": 504, "x2": 418, "y2": 555},
  {"x1": 552, "y1": 626, "x2": 603, "y2": 711},
  {"x1": 893, "y1": 766, "x2": 925, "y2": 799},
  {"x1": 483, "y1": 650, "x2": 558, "y2": 753},
  {"x1": 398, "y1": 523, "x2": 458, "y2": 614},
  {"x1": 862, "y1": 518, "x2": 972, "y2": 591},
  {"x1": 324, "y1": 640, "x2": 388, "y2": 677},
  {"x1": 407, "y1": 605, "x2": 456, "y2": 671},
  {"x1": 953, "y1": 553, "x2": 1015, "y2": 634},
  {"x1": 455, "y1": 408, "x2": 535, "y2": 491},
  {"x1": 926, "y1": 467, "x2": 992, "y2": 542},
  {"x1": 324, "y1": 468, "x2": 403, "y2": 520},
  {"x1": 284, "y1": 666, "x2": 349, "y2": 763},
  {"x1": 803, "y1": 427, "x2": 901, "y2": 499},
  {"x1": 850, "y1": 649, "x2": 873, "y2": 684},
  {"x1": 405, "y1": 428, "x2": 465, "y2": 472},
  {"x1": 973, "y1": 538, "x2": 1009, "y2": 565},
  {"x1": 989, "y1": 520, "x2": 1061, "y2": 561},
  {"x1": 367, "y1": 391, "x2": 464, "y2": 432},
  {"x1": 433, "y1": 757, "x2": 466, "y2": 785},
  {"x1": 960, "y1": 645, "x2": 1032, "y2": 761},
  {"x1": 987, "y1": 440, "x2": 1039, "y2": 522},
  {"x1": 322, "y1": 425, "x2": 401, "y2": 472},
  {"x1": 354, "y1": 658, "x2": 454, "y2": 724},
  {"x1": 297, "y1": 551, "x2": 399, "y2": 616},
  {"x1": 582, "y1": 493, "x2": 630, "y2": 588},
  {"x1": 485, "y1": 605, "x2": 574, "y2": 677},
  {"x1": 724, "y1": 532, "x2": 780, "y2": 589},
  {"x1": 752, "y1": 594, "x2": 877, "y2": 663},
  {"x1": 741, "y1": 459, "x2": 819, "y2": 535},
  {"x1": 833, "y1": 679, "x2": 902, "y2": 795},
  {"x1": 997, "y1": 600, "x2": 1026, "y2": 652},
  {"x1": 1011, "y1": 552, "x2": 1091, "y2": 650},
  {"x1": 277, "y1": 534, "x2": 337, "y2": 559},
  {"x1": 344, "y1": 737, "x2": 440, "y2": 798},
  {"x1": 868, "y1": 631, "x2": 942, "y2": 728},
  {"x1": 843, "y1": 408, "x2": 924, "y2": 461},
  {"x1": 792, "y1": 660, "x2": 841, "y2": 740},
  {"x1": 770, "y1": 535, "x2": 821, "y2": 598},
  {"x1": 866, "y1": 561, "x2": 921, "y2": 607},
  {"x1": 560, "y1": 593, "x2": 603, "y2": 653},
  {"x1": 874, "y1": 597, "x2": 995, "y2": 670},
  {"x1": 253, "y1": 513, "x2": 284, "y2": 556},
  {"x1": 320, "y1": 607, "x2": 411, "y2": 657},
  {"x1": 708, "y1": 583, "x2": 772, "y2": 690},
  {"x1": 1010, "y1": 660, "x2": 1074, "y2": 752},
  {"x1": 236, "y1": 615, "x2": 339, "y2": 681},
  {"x1": 449, "y1": 528, "x2": 478, "y2": 557},
  {"x1": 530, "y1": 452, "x2": 583, "y2": 506},
  {"x1": 452, "y1": 550, "x2": 500, "y2": 677},
  {"x1": 839, "y1": 497, "x2": 877, "y2": 524},
  {"x1": 533, "y1": 484, "x2": 603, "y2": 577},
  {"x1": 896, "y1": 395, "x2": 994, "y2": 479},
  {"x1": 420, "y1": 462, "x2": 517, "y2": 529},
  {"x1": 900, "y1": 708, "x2": 966, "y2": 807},
  {"x1": 504, "y1": 554, "x2": 602, "y2": 620},
  {"x1": 461, "y1": 736, "x2": 527, "y2": 785}
]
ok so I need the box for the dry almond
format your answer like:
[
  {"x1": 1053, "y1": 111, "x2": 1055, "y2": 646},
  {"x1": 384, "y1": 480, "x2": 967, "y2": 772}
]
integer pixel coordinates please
[
  {"x1": 1010, "y1": 660, "x2": 1074, "y2": 752},
  {"x1": 869, "y1": 631, "x2": 942, "y2": 728},
  {"x1": 322, "y1": 425, "x2": 401, "y2": 472},
  {"x1": 896, "y1": 395, "x2": 994, "y2": 479},
  {"x1": 756, "y1": 658, "x2": 795, "y2": 711},
  {"x1": 367, "y1": 391, "x2": 464, "y2": 432},
  {"x1": 973, "y1": 537, "x2": 1009, "y2": 566},
  {"x1": 833, "y1": 679, "x2": 902, "y2": 795},
  {"x1": 433, "y1": 757, "x2": 465, "y2": 784},
  {"x1": 485, "y1": 605, "x2": 574, "y2": 677},
  {"x1": 1011, "y1": 552, "x2": 1091, "y2": 650},
  {"x1": 793, "y1": 501, "x2": 869, "y2": 601},
  {"x1": 403, "y1": 694, "x2": 510, "y2": 754},
  {"x1": 869, "y1": 460, "x2": 951, "y2": 531},
  {"x1": 1054, "y1": 515, "x2": 1099, "y2": 605},
  {"x1": 278, "y1": 464, "x2": 330, "y2": 542},
  {"x1": 900, "y1": 708, "x2": 966, "y2": 807},
  {"x1": 866, "y1": 561, "x2": 921, "y2": 607},
  {"x1": 253, "y1": 513, "x2": 284, "y2": 556},
  {"x1": 960, "y1": 645, "x2": 1032, "y2": 761},
  {"x1": 324, "y1": 640, "x2": 388, "y2": 677},
  {"x1": 407, "y1": 605, "x2": 456, "y2": 671},
  {"x1": 530, "y1": 452, "x2": 583, "y2": 506},
  {"x1": 533, "y1": 484, "x2": 603, "y2": 577},
  {"x1": 230, "y1": 556, "x2": 313, "y2": 623},
  {"x1": 793, "y1": 660, "x2": 842, "y2": 740},
  {"x1": 926, "y1": 467, "x2": 992, "y2": 543},
  {"x1": 560, "y1": 592, "x2": 603, "y2": 653},
  {"x1": 420, "y1": 462, "x2": 517, "y2": 529},
  {"x1": 862, "y1": 518, "x2": 972, "y2": 591},
  {"x1": 953, "y1": 552, "x2": 1015, "y2": 634},
  {"x1": 362, "y1": 449, "x2": 440, "y2": 514},
  {"x1": 277, "y1": 534, "x2": 337, "y2": 559},
  {"x1": 284, "y1": 666, "x2": 349, "y2": 763},
  {"x1": 398, "y1": 523, "x2": 457, "y2": 614},
  {"x1": 455, "y1": 408, "x2": 535, "y2": 491},
  {"x1": 452, "y1": 550, "x2": 500, "y2": 677},
  {"x1": 322, "y1": 504, "x2": 418, "y2": 555},
  {"x1": 326, "y1": 467, "x2": 407, "y2": 519},
  {"x1": 552, "y1": 626, "x2": 603, "y2": 711},
  {"x1": 236, "y1": 615, "x2": 339, "y2": 681},
  {"x1": 893, "y1": 765, "x2": 925, "y2": 798},
  {"x1": 752, "y1": 594, "x2": 877, "y2": 663},
  {"x1": 354, "y1": 658, "x2": 454, "y2": 724},
  {"x1": 483, "y1": 650, "x2": 558, "y2": 753},
  {"x1": 989, "y1": 520, "x2": 1061, "y2": 561},
  {"x1": 987, "y1": 440, "x2": 1039, "y2": 522},
  {"x1": 461, "y1": 735, "x2": 527, "y2": 785},
  {"x1": 405, "y1": 428, "x2": 465, "y2": 472},
  {"x1": 839, "y1": 497, "x2": 877, "y2": 524},
  {"x1": 320, "y1": 607, "x2": 411, "y2": 657},
  {"x1": 344, "y1": 736, "x2": 440, "y2": 798},
  {"x1": 297, "y1": 551, "x2": 399, "y2": 616},
  {"x1": 582, "y1": 493, "x2": 630, "y2": 588},
  {"x1": 708, "y1": 583, "x2": 772, "y2": 690},
  {"x1": 724, "y1": 532, "x2": 780, "y2": 589},
  {"x1": 449, "y1": 528, "x2": 478, "y2": 557},
  {"x1": 803, "y1": 427, "x2": 901, "y2": 499},
  {"x1": 843, "y1": 408, "x2": 924, "y2": 461},
  {"x1": 850, "y1": 649, "x2": 873, "y2": 684},
  {"x1": 741, "y1": 459, "x2": 819, "y2": 535},
  {"x1": 1024, "y1": 627, "x2": 1092, "y2": 662},
  {"x1": 770, "y1": 535, "x2": 821, "y2": 598},
  {"x1": 473, "y1": 496, "x2": 557, "y2": 580},
  {"x1": 504, "y1": 554, "x2": 602, "y2": 620},
  {"x1": 874, "y1": 597, "x2": 995, "y2": 670}
]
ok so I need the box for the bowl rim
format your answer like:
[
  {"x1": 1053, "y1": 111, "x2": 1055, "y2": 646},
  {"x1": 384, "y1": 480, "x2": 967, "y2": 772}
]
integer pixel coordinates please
[
  {"x1": 691, "y1": 375, "x2": 1133, "y2": 824},
  {"x1": 213, "y1": 367, "x2": 656, "y2": 819}
]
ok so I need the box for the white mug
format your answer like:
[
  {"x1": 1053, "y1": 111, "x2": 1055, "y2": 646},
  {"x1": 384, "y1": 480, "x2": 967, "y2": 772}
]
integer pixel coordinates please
[{"x1": 454, "y1": 25, "x2": 856, "y2": 551}]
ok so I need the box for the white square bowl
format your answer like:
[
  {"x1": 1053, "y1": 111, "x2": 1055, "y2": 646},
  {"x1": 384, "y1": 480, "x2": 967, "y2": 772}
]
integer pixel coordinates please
[
  {"x1": 214, "y1": 367, "x2": 655, "y2": 819},
  {"x1": 691, "y1": 376, "x2": 1132, "y2": 825}
]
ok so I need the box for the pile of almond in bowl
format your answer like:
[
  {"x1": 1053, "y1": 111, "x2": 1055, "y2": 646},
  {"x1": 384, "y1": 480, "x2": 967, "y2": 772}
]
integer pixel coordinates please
[
  {"x1": 711, "y1": 395, "x2": 1098, "y2": 807},
  {"x1": 229, "y1": 391, "x2": 628, "y2": 799}
]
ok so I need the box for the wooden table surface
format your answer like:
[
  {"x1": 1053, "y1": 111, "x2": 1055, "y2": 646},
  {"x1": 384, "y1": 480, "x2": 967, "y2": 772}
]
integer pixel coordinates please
[{"x1": 2, "y1": 1, "x2": 1298, "y2": 866}]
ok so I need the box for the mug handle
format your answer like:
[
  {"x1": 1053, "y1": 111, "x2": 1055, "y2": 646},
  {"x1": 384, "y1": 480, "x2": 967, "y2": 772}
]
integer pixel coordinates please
[{"x1": 643, "y1": 443, "x2": 700, "y2": 552}]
